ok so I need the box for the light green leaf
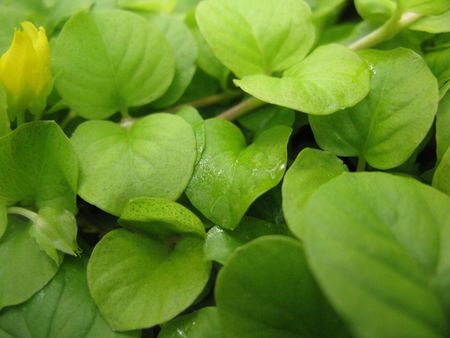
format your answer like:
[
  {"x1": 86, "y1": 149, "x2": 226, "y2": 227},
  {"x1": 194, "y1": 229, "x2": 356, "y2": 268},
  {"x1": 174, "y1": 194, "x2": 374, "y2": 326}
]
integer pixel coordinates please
[
  {"x1": 204, "y1": 217, "x2": 288, "y2": 264},
  {"x1": 159, "y1": 307, "x2": 224, "y2": 338},
  {"x1": 433, "y1": 146, "x2": 450, "y2": 195},
  {"x1": 87, "y1": 229, "x2": 211, "y2": 331},
  {"x1": 0, "y1": 121, "x2": 78, "y2": 212},
  {"x1": 411, "y1": 10, "x2": 450, "y2": 33},
  {"x1": 119, "y1": 197, "x2": 205, "y2": 239},
  {"x1": 216, "y1": 236, "x2": 349, "y2": 338},
  {"x1": 0, "y1": 6, "x2": 28, "y2": 53},
  {"x1": 196, "y1": 0, "x2": 315, "y2": 77},
  {"x1": 282, "y1": 148, "x2": 348, "y2": 239},
  {"x1": 355, "y1": 0, "x2": 396, "y2": 23},
  {"x1": 71, "y1": 113, "x2": 196, "y2": 216},
  {"x1": 0, "y1": 216, "x2": 59, "y2": 310},
  {"x1": 305, "y1": 0, "x2": 347, "y2": 30},
  {"x1": 0, "y1": 257, "x2": 139, "y2": 338},
  {"x1": 53, "y1": 10, "x2": 175, "y2": 119},
  {"x1": 404, "y1": 0, "x2": 450, "y2": 15},
  {"x1": 310, "y1": 48, "x2": 439, "y2": 169},
  {"x1": 148, "y1": 13, "x2": 198, "y2": 108},
  {"x1": 0, "y1": 85, "x2": 9, "y2": 137},
  {"x1": 303, "y1": 172, "x2": 450, "y2": 338},
  {"x1": 238, "y1": 105, "x2": 295, "y2": 137},
  {"x1": 186, "y1": 120, "x2": 291, "y2": 230},
  {"x1": 437, "y1": 93, "x2": 450, "y2": 161},
  {"x1": 117, "y1": 0, "x2": 176, "y2": 11},
  {"x1": 176, "y1": 106, "x2": 205, "y2": 164},
  {"x1": 236, "y1": 44, "x2": 371, "y2": 115},
  {"x1": 425, "y1": 44, "x2": 450, "y2": 90}
]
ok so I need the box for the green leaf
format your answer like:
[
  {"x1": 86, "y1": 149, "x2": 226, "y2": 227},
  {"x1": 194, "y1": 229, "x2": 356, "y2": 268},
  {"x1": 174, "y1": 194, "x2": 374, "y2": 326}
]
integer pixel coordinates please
[
  {"x1": 355, "y1": 0, "x2": 396, "y2": 23},
  {"x1": 87, "y1": 229, "x2": 211, "y2": 331},
  {"x1": 0, "y1": 216, "x2": 59, "y2": 310},
  {"x1": 216, "y1": 236, "x2": 349, "y2": 338},
  {"x1": 303, "y1": 172, "x2": 450, "y2": 338},
  {"x1": 196, "y1": 0, "x2": 315, "y2": 77},
  {"x1": 236, "y1": 44, "x2": 371, "y2": 115},
  {"x1": 53, "y1": 10, "x2": 175, "y2": 119},
  {"x1": 404, "y1": 0, "x2": 450, "y2": 15},
  {"x1": 282, "y1": 148, "x2": 348, "y2": 239},
  {"x1": 117, "y1": 0, "x2": 176, "y2": 12},
  {"x1": 437, "y1": 93, "x2": 450, "y2": 161},
  {"x1": 410, "y1": 10, "x2": 450, "y2": 33},
  {"x1": 204, "y1": 216, "x2": 288, "y2": 264},
  {"x1": 238, "y1": 105, "x2": 295, "y2": 137},
  {"x1": 0, "y1": 121, "x2": 78, "y2": 212},
  {"x1": 433, "y1": 146, "x2": 450, "y2": 195},
  {"x1": 119, "y1": 197, "x2": 205, "y2": 239},
  {"x1": 305, "y1": 0, "x2": 347, "y2": 30},
  {"x1": 186, "y1": 120, "x2": 291, "y2": 230},
  {"x1": 176, "y1": 106, "x2": 205, "y2": 164},
  {"x1": 310, "y1": 48, "x2": 439, "y2": 169},
  {"x1": 0, "y1": 257, "x2": 139, "y2": 338},
  {"x1": 159, "y1": 307, "x2": 224, "y2": 338},
  {"x1": 71, "y1": 113, "x2": 196, "y2": 216},
  {"x1": 0, "y1": 204, "x2": 6, "y2": 240},
  {"x1": 0, "y1": 6, "x2": 27, "y2": 53},
  {"x1": 425, "y1": 44, "x2": 450, "y2": 90},
  {"x1": 0, "y1": 85, "x2": 9, "y2": 137},
  {"x1": 148, "y1": 13, "x2": 198, "y2": 108}
]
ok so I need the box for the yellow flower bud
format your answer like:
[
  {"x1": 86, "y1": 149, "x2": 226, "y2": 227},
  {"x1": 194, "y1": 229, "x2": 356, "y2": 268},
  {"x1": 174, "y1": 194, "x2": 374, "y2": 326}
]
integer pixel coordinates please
[{"x1": 0, "y1": 22, "x2": 52, "y2": 120}]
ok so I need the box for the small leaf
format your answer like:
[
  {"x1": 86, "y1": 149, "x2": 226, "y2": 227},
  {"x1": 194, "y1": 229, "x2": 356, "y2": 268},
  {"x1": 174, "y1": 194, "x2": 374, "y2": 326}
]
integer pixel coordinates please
[
  {"x1": 186, "y1": 120, "x2": 291, "y2": 230},
  {"x1": 236, "y1": 44, "x2": 371, "y2": 115},
  {"x1": 159, "y1": 307, "x2": 224, "y2": 338},
  {"x1": 433, "y1": 145, "x2": 450, "y2": 195},
  {"x1": 436, "y1": 93, "x2": 450, "y2": 161},
  {"x1": 0, "y1": 216, "x2": 59, "y2": 310},
  {"x1": 176, "y1": 106, "x2": 205, "y2": 164},
  {"x1": 310, "y1": 48, "x2": 439, "y2": 169},
  {"x1": 303, "y1": 172, "x2": 450, "y2": 338},
  {"x1": 282, "y1": 148, "x2": 348, "y2": 238},
  {"x1": 204, "y1": 217, "x2": 288, "y2": 264},
  {"x1": 119, "y1": 197, "x2": 205, "y2": 239},
  {"x1": 216, "y1": 236, "x2": 349, "y2": 338},
  {"x1": 71, "y1": 113, "x2": 196, "y2": 216},
  {"x1": 411, "y1": 10, "x2": 450, "y2": 33},
  {"x1": 0, "y1": 257, "x2": 139, "y2": 338},
  {"x1": 53, "y1": 10, "x2": 175, "y2": 119},
  {"x1": 88, "y1": 229, "x2": 211, "y2": 331},
  {"x1": 238, "y1": 105, "x2": 295, "y2": 137},
  {"x1": 196, "y1": 0, "x2": 315, "y2": 77}
]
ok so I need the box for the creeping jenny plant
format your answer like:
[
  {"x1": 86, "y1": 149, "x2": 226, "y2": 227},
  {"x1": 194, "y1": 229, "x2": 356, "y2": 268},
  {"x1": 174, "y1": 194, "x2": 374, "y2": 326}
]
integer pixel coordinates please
[{"x1": 0, "y1": 0, "x2": 450, "y2": 337}]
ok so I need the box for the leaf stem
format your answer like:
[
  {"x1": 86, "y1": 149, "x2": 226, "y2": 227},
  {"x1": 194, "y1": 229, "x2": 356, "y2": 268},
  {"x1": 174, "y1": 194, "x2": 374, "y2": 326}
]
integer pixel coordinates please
[
  {"x1": 356, "y1": 157, "x2": 367, "y2": 172},
  {"x1": 120, "y1": 106, "x2": 130, "y2": 118},
  {"x1": 167, "y1": 91, "x2": 242, "y2": 113},
  {"x1": 7, "y1": 206, "x2": 38, "y2": 222},
  {"x1": 348, "y1": 11, "x2": 422, "y2": 51},
  {"x1": 60, "y1": 110, "x2": 77, "y2": 129},
  {"x1": 16, "y1": 110, "x2": 25, "y2": 127},
  {"x1": 217, "y1": 97, "x2": 266, "y2": 121}
]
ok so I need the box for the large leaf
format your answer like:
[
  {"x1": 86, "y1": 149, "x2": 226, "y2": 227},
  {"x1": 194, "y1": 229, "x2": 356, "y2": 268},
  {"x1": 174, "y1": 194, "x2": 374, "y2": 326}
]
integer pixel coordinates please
[
  {"x1": 282, "y1": 148, "x2": 348, "y2": 238},
  {"x1": 310, "y1": 48, "x2": 439, "y2": 169},
  {"x1": 0, "y1": 121, "x2": 78, "y2": 212},
  {"x1": 158, "y1": 307, "x2": 224, "y2": 338},
  {"x1": 196, "y1": 0, "x2": 315, "y2": 77},
  {"x1": 0, "y1": 216, "x2": 58, "y2": 310},
  {"x1": 186, "y1": 120, "x2": 291, "y2": 230},
  {"x1": 216, "y1": 236, "x2": 349, "y2": 338},
  {"x1": 71, "y1": 113, "x2": 196, "y2": 216},
  {"x1": 436, "y1": 93, "x2": 450, "y2": 161},
  {"x1": 0, "y1": 257, "x2": 138, "y2": 338},
  {"x1": 53, "y1": 10, "x2": 175, "y2": 119},
  {"x1": 303, "y1": 172, "x2": 450, "y2": 338},
  {"x1": 148, "y1": 13, "x2": 198, "y2": 108},
  {"x1": 87, "y1": 229, "x2": 211, "y2": 330},
  {"x1": 236, "y1": 44, "x2": 371, "y2": 115}
]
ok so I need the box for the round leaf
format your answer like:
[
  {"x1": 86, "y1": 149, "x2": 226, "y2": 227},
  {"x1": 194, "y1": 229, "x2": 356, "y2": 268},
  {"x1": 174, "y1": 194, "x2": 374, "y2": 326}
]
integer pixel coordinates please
[
  {"x1": 216, "y1": 236, "x2": 349, "y2": 338},
  {"x1": 303, "y1": 172, "x2": 450, "y2": 338},
  {"x1": 310, "y1": 48, "x2": 439, "y2": 169},
  {"x1": 236, "y1": 44, "x2": 371, "y2": 115},
  {"x1": 196, "y1": 0, "x2": 315, "y2": 77},
  {"x1": 87, "y1": 229, "x2": 211, "y2": 330},
  {"x1": 53, "y1": 10, "x2": 175, "y2": 119},
  {"x1": 186, "y1": 120, "x2": 291, "y2": 230},
  {"x1": 71, "y1": 113, "x2": 196, "y2": 216}
]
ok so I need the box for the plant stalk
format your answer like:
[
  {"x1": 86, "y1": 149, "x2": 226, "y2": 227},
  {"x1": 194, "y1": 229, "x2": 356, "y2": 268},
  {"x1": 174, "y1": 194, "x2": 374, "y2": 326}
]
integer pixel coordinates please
[
  {"x1": 7, "y1": 206, "x2": 38, "y2": 222},
  {"x1": 167, "y1": 91, "x2": 242, "y2": 113},
  {"x1": 217, "y1": 97, "x2": 265, "y2": 121},
  {"x1": 356, "y1": 157, "x2": 367, "y2": 172}
]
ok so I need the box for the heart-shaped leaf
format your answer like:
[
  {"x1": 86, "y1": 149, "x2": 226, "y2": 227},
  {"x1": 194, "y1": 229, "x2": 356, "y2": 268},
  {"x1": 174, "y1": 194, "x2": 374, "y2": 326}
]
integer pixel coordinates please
[
  {"x1": 236, "y1": 44, "x2": 371, "y2": 115},
  {"x1": 196, "y1": 0, "x2": 315, "y2": 77},
  {"x1": 71, "y1": 113, "x2": 196, "y2": 216},
  {"x1": 310, "y1": 48, "x2": 439, "y2": 169},
  {"x1": 303, "y1": 172, "x2": 450, "y2": 338},
  {"x1": 186, "y1": 119, "x2": 291, "y2": 229},
  {"x1": 53, "y1": 10, "x2": 175, "y2": 119}
]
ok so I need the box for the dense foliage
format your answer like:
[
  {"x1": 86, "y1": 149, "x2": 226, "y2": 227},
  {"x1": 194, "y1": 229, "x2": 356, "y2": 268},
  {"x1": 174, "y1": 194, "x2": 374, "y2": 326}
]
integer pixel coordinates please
[{"x1": 0, "y1": 0, "x2": 449, "y2": 337}]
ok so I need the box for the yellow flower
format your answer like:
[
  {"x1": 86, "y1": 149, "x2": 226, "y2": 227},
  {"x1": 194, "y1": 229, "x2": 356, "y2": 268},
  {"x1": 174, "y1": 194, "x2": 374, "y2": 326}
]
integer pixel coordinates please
[{"x1": 0, "y1": 22, "x2": 52, "y2": 119}]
